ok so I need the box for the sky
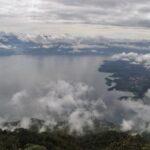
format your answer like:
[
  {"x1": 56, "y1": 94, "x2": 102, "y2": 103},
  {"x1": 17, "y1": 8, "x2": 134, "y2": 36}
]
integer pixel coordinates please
[{"x1": 0, "y1": 0, "x2": 150, "y2": 38}]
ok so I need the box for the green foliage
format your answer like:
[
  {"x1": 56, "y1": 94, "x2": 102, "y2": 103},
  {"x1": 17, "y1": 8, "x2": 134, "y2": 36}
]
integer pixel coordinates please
[
  {"x1": 24, "y1": 144, "x2": 47, "y2": 150},
  {"x1": 0, "y1": 128, "x2": 149, "y2": 150}
]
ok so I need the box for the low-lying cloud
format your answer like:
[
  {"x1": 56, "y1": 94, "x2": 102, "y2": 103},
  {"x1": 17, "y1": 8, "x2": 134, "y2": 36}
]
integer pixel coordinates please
[
  {"x1": 0, "y1": 79, "x2": 149, "y2": 133},
  {"x1": 112, "y1": 52, "x2": 150, "y2": 68},
  {"x1": 4, "y1": 80, "x2": 106, "y2": 133}
]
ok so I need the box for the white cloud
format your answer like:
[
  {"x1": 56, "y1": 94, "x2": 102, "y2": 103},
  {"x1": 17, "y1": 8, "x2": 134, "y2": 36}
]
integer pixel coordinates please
[
  {"x1": 121, "y1": 119, "x2": 134, "y2": 131},
  {"x1": 20, "y1": 117, "x2": 31, "y2": 129},
  {"x1": 145, "y1": 89, "x2": 150, "y2": 98},
  {"x1": 112, "y1": 52, "x2": 150, "y2": 68},
  {"x1": 120, "y1": 99, "x2": 150, "y2": 132},
  {"x1": 0, "y1": 0, "x2": 150, "y2": 33},
  {"x1": 7, "y1": 80, "x2": 106, "y2": 133},
  {"x1": 68, "y1": 109, "x2": 93, "y2": 133},
  {"x1": 1, "y1": 79, "x2": 150, "y2": 133}
]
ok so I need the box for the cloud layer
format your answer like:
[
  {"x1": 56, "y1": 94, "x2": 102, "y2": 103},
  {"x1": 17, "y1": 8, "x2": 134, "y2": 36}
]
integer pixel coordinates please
[
  {"x1": 112, "y1": 52, "x2": 150, "y2": 68},
  {"x1": 3, "y1": 80, "x2": 107, "y2": 133},
  {"x1": 0, "y1": 0, "x2": 150, "y2": 32},
  {"x1": 0, "y1": 79, "x2": 149, "y2": 133}
]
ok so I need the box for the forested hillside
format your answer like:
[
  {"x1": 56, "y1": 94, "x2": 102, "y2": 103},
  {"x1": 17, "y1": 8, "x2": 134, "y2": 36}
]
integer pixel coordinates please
[{"x1": 0, "y1": 128, "x2": 149, "y2": 150}]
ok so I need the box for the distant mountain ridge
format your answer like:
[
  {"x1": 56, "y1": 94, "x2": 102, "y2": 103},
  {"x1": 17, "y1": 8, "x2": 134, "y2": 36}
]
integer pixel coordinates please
[{"x1": 0, "y1": 32, "x2": 150, "y2": 56}]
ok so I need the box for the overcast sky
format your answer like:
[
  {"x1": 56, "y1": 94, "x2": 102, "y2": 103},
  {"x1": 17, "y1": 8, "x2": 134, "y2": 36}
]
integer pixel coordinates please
[{"x1": 0, "y1": 0, "x2": 150, "y2": 37}]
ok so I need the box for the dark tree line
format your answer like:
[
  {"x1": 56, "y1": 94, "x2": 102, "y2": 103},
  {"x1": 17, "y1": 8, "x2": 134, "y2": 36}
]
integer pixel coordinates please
[{"x1": 0, "y1": 128, "x2": 149, "y2": 150}]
